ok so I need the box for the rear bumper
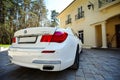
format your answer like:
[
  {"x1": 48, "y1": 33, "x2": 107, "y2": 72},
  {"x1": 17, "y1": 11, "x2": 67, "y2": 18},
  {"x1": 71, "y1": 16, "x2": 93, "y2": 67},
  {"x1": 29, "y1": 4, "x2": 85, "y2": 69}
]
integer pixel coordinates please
[
  {"x1": 8, "y1": 47, "x2": 74, "y2": 71},
  {"x1": 10, "y1": 58, "x2": 61, "y2": 71}
]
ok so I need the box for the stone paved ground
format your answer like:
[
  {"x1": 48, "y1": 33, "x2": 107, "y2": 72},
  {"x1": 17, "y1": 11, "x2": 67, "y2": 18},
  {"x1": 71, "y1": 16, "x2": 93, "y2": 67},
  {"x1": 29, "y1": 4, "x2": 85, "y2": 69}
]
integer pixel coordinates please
[
  {"x1": 0, "y1": 49, "x2": 120, "y2": 80},
  {"x1": 77, "y1": 49, "x2": 120, "y2": 80}
]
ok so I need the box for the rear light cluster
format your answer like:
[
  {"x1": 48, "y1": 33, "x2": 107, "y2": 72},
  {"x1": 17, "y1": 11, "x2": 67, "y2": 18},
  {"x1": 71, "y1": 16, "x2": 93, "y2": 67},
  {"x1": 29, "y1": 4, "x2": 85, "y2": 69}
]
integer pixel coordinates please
[
  {"x1": 40, "y1": 31, "x2": 68, "y2": 43},
  {"x1": 12, "y1": 37, "x2": 16, "y2": 43}
]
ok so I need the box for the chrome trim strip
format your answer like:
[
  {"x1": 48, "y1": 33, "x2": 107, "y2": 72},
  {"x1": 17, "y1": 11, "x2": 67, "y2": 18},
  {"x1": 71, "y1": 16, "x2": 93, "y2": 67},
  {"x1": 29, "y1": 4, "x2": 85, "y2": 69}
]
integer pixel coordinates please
[{"x1": 32, "y1": 60, "x2": 61, "y2": 64}]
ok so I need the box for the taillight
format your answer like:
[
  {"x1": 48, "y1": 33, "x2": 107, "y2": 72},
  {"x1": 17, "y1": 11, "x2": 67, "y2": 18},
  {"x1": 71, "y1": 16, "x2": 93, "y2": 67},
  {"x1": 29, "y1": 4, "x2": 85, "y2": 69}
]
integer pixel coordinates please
[
  {"x1": 40, "y1": 35, "x2": 52, "y2": 42},
  {"x1": 12, "y1": 37, "x2": 16, "y2": 43},
  {"x1": 51, "y1": 31, "x2": 68, "y2": 43},
  {"x1": 40, "y1": 31, "x2": 68, "y2": 43}
]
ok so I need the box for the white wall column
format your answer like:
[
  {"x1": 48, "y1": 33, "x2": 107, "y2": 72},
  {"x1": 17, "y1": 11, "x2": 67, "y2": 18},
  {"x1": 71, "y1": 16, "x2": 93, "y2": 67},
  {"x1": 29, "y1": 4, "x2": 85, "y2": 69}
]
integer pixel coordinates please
[{"x1": 101, "y1": 21, "x2": 107, "y2": 48}]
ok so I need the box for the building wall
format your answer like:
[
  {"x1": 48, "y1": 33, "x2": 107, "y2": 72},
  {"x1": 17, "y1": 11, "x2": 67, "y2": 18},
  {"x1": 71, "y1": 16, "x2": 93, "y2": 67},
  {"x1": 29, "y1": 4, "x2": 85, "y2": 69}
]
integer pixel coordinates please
[{"x1": 58, "y1": 0, "x2": 120, "y2": 48}]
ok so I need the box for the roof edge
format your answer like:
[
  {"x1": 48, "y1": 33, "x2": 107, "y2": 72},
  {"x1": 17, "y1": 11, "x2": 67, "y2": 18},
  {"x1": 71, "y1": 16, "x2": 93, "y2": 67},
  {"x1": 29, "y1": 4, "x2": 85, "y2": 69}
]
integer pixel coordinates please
[{"x1": 57, "y1": 0, "x2": 76, "y2": 17}]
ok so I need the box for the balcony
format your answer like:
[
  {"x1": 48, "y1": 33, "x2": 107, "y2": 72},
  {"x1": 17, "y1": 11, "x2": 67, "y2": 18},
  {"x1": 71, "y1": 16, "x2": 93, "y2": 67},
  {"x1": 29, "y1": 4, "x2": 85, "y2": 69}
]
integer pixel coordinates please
[
  {"x1": 99, "y1": 0, "x2": 119, "y2": 9},
  {"x1": 65, "y1": 18, "x2": 72, "y2": 25},
  {"x1": 75, "y1": 11, "x2": 84, "y2": 20}
]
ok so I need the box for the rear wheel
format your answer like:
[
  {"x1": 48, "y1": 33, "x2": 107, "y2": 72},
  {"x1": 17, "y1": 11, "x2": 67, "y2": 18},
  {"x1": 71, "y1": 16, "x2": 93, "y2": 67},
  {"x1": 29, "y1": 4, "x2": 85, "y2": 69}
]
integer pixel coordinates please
[{"x1": 70, "y1": 46, "x2": 79, "y2": 70}]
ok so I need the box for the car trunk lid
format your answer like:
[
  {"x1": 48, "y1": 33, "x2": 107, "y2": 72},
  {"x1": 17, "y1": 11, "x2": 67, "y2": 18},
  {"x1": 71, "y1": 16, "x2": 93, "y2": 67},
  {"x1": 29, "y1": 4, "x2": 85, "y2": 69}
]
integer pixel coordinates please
[{"x1": 12, "y1": 27, "x2": 57, "y2": 49}]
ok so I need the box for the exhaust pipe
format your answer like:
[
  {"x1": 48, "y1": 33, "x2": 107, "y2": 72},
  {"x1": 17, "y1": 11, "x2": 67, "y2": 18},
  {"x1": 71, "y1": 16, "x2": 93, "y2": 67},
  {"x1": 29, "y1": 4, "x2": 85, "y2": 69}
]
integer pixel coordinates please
[{"x1": 43, "y1": 65, "x2": 54, "y2": 70}]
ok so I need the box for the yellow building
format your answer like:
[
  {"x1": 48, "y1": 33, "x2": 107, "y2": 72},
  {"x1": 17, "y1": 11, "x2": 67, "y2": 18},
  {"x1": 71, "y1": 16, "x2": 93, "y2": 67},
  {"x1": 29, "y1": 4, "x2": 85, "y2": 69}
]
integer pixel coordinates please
[{"x1": 57, "y1": 0, "x2": 120, "y2": 48}]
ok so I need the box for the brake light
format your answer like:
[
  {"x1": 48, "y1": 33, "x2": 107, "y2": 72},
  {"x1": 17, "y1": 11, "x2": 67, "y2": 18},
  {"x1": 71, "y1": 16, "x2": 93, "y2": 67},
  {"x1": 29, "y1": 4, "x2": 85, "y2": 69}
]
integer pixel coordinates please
[
  {"x1": 40, "y1": 31, "x2": 68, "y2": 43},
  {"x1": 12, "y1": 37, "x2": 16, "y2": 43},
  {"x1": 40, "y1": 35, "x2": 52, "y2": 42},
  {"x1": 51, "y1": 31, "x2": 68, "y2": 43}
]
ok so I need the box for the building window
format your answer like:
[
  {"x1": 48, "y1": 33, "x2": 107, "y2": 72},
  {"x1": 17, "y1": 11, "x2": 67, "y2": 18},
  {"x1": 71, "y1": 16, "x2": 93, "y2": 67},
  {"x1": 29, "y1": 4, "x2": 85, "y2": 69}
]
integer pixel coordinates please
[
  {"x1": 78, "y1": 30, "x2": 84, "y2": 43},
  {"x1": 98, "y1": 0, "x2": 116, "y2": 8},
  {"x1": 75, "y1": 6, "x2": 84, "y2": 20},
  {"x1": 65, "y1": 14, "x2": 72, "y2": 25}
]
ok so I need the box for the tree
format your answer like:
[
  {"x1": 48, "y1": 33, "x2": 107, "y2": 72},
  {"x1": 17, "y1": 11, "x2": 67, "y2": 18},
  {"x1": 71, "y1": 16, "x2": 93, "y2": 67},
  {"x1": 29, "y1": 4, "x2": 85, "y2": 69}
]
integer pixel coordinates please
[
  {"x1": 50, "y1": 10, "x2": 59, "y2": 27},
  {"x1": 0, "y1": 0, "x2": 49, "y2": 44},
  {"x1": 0, "y1": 0, "x2": 15, "y2": 44},
  {"x1": 31, "y1": 0, "x2": 48, "y2": 27}
]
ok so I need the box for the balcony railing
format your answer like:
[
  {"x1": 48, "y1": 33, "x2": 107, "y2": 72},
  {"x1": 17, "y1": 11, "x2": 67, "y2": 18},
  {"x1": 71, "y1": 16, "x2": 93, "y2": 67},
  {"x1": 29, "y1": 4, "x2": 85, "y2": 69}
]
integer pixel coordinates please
[
  {"x1": 98, "y1": 0, "x2": 116, "y2": 8},
  {"x1": 65, "y1": 18, "x2": 72, "y2": 25},
  {"x1": 75, "y1": 11, "x2": 84, "y2": 20}
]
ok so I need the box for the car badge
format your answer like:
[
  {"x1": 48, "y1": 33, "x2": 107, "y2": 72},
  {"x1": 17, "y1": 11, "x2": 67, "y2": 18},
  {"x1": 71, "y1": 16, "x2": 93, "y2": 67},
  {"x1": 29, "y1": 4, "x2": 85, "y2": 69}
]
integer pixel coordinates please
[{"x1": 24, "y1": 30, "x2": 27, "y2": 34}]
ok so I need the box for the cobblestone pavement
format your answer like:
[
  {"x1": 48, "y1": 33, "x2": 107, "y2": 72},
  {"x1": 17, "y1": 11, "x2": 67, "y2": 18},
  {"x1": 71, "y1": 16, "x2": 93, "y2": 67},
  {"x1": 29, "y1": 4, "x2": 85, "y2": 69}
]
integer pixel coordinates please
[{"x1": 0, "y1": 49, "x2": 120, "y2": 80}]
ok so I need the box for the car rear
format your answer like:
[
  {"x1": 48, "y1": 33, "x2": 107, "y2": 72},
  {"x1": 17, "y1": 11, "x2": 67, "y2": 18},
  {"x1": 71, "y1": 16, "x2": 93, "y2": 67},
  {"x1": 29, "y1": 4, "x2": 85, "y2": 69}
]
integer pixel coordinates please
[{"x1": 8, "y1": 27, "x2": 76, "y2": 71}]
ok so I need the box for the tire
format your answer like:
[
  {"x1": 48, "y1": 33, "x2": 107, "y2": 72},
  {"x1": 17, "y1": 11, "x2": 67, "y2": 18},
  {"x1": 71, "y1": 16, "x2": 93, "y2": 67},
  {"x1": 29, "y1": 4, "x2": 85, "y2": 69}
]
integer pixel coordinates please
[
  {"x1": 70, "y1": 46, "x2": 79, "y2": 70},
  {"x1": 80, "y1": 48, "x2": 83, "y2": 53}
]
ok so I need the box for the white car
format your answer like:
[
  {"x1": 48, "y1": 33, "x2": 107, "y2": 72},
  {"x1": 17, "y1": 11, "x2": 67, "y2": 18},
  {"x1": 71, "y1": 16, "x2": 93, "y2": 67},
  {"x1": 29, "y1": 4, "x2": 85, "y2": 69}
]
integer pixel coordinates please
[{"x1": 8, "y1": 27, "x2": 82, "y2": 71}]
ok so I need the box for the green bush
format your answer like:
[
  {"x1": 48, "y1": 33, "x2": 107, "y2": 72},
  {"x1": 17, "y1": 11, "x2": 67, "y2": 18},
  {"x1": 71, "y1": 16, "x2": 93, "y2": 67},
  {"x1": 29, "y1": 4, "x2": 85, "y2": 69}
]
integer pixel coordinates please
[{"x1": 0, "y1": 44, "x2": 10, "y2": 48}]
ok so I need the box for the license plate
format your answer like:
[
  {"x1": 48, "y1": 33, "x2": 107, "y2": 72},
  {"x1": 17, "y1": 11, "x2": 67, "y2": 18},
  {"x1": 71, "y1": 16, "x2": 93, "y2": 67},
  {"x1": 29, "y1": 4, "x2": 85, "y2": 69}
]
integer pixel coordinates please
[{"x1": 18, "y1": 36, "x2": 37, "y2": 43}]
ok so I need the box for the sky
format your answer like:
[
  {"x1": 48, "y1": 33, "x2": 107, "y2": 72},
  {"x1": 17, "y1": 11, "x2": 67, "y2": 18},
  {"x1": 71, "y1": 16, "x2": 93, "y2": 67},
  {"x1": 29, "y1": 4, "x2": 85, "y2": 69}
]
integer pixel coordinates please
[{"x1": 44, "y1": 0, "x2": 74, "y2": 19}]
